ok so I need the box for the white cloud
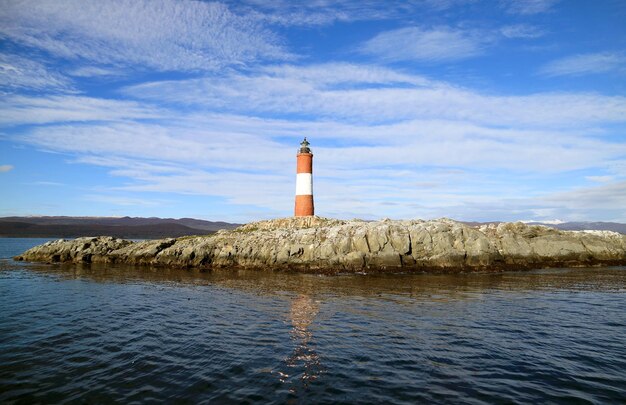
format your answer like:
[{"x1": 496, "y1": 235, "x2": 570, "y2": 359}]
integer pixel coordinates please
[
  {"x1": 122, "y1": 63, "x2": 626, "y2": 127},
  {"x1": 408, "y1": 180, "x2": 626, "y2": 222},
  {"x1": 502, "y1": 0, "x2": 558, "y2": 15},
  {"x1": 359, "y1": 26, "x2": 485, "y2": 62},
  {"x1": 0, "y1": 53, "x2": 72, "y2": 92},
  {"x1": 11, "y1": 108, "x2": 626, "y2": 220},
  {"x1": 541, "y1": 181, "x2": 626, "y2": 221},
  {"x1": 262, "y1": 63, "x2": 432, "y2": 87},
  {"x1": 238, "y1": 0, "x2": 472, "y2": 26},
  {"x1": 539, "y1": 52, "x2": 626, "y2": 77},
  {"x1": 500, "y1": 24, "x2": 545, "y2": 39},
  {"x1": 0, "y1": 95, "x2": 163, "y2": 125},
  {"x1": 67, "y1": 66, "x2": 124, "y2": 77},
  {"x1": 0, "y1": 0, "x2": 289, "y2": 71},
  {"x1": 22, "y1": 121, "x2": 293, "y2": 172},
  {"x1": 75, "y1": 156, "x2": 294, "y2": 213},
  {"x1": 7, "y1": 64, "x2": 626, "y2": 176},
  {"x1": 0, "y1": 164, "x2": 14, "y2": 172},
  {"x1": 585, "y1": 175, "x2": 613, "y2": 183}
]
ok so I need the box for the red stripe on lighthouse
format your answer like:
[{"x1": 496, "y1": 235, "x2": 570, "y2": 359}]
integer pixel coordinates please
[
  {"x1": 296, "y1": 153, "x2": 312, "y2": 174},
  {"x1": 295, "y1": 195, "x2": 314, "y2": 216}
]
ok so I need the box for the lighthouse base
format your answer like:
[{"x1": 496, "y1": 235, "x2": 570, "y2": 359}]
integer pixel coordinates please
[{"x1": 294, "y1": 195, "x2": 314, "y2": 216}]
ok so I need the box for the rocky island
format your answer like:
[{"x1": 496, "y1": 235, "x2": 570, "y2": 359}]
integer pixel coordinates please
[{"x1": 15, "y1": 217, "x2": 626, "y2": 273}]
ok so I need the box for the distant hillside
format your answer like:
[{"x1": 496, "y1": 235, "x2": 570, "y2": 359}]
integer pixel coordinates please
[
  {"x1": 0, "y1": 216, "x2": 240, "y2": 238},
  {"x1": 2, "y1": 216, "x2": 623, "y2": 238}
]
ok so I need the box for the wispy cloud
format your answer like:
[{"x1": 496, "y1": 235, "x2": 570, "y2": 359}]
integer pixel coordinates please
[
  {"x1": 7, "y1": 64, "x2": 625, "y2": 179},
  {"x1": 28, "y1": 181, "x2": 65, "y2": 186},
  {"x1": 11, "y1": 106, "x2": 626, "y2": 219},
  {"x1": 0, "y1": 53, "x2": 73, "y2": 92},
  {"x1": 500, "y1": 24, "x2": 545, "y2": 39},
  {"x1": 238, "y1": 0, "x2": 473, "y2": 26},
  {"x1": 122, "y1": 63, "x2": 626, "y2": 127},
  {"x1": 0, "y1": 164, "x2": 14, "y2": 173},
  {"x1": 19, "y1": 115, "x2": 624, "y2": 175},
  {"x1": 0, "y1": 95, "x2": 163, "y2": 125},
  {"x1": 359, "y1": 26, "x2": 486, "y2": 63},
  {"x1": 585, "y1": 175, "x2": 613, "y2": 183},
  {"x1": 419, "y1": 180, "x2": 626, "y2": 222},
  {"x1": 23, "y1": 122, "x2": 293, "y2": 172},
  {"x1": 0, "y1": 0, "x2": 289, "y2": 71},
  {"x1": 77, "y1": 156, "x2": 294, "y2": 213},
  {"x1": 262, "y1": 63, "x2": 432, "y2": 87},
  {"x1": 542, "y1": 180, "x2": 626, "y2": 220},
  {"x1": 539, "y1": 52, "x2": 626, "y2": 77},
  {"x1": 502, "y1": 0, "x2": 558, "y2": 15},
  {"x1": 67, "y1": 66, "x2": 124, "y2": 78}
]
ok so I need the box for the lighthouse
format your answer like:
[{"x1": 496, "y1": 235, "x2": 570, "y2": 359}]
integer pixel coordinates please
[{"x1": 295, "y1": 137, "x2": 314, "y2": 216}]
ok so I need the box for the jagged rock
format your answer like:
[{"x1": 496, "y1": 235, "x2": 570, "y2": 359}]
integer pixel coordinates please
[
  {"x1": 14, "y1": 236, "x2": 132, "y2": 264},
  {"x1": 14, "y1": 217, "x2": 626, "y2": 273}
]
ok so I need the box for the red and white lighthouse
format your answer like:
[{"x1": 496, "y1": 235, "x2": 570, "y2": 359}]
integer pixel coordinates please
[{"x1": 295, "y1": 137, "x2": 314, "y2": 217}]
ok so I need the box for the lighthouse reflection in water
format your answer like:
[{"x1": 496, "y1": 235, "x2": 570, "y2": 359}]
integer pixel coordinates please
[{"x1": 277, "y1": 294, "x2": 323, "y2": 393}]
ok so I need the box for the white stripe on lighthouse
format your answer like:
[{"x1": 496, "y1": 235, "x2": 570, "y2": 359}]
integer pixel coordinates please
[{"x1": 295, "y1": 173, "x2": 313, "y2": 195}]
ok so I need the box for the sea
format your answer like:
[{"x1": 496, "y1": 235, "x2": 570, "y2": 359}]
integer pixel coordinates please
[{"x1": 1, "y1": 238, "x2": 625, "y2": 404}]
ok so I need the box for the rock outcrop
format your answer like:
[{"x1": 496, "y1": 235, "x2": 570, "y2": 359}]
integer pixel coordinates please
[{"x1": 14, "y1": 217, "x2": 626, "y2": 273}]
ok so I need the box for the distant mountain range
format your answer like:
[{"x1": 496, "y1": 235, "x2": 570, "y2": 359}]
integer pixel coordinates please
[
  {"x1": 0, "y1": 216, "x2": 240, "y2": 239},
  {"x1": 1, "y1": 216, "x2": 624, "y2": 238}
]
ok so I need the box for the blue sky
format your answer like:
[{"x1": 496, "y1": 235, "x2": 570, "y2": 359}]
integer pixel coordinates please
[{"x1": 1, "y1": 0, "x2": 625, "y2": 223}]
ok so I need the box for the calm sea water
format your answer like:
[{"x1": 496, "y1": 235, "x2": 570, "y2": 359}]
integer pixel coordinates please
[{"x1": 1, "y1": 238, "x2": 625, "y2": 404}]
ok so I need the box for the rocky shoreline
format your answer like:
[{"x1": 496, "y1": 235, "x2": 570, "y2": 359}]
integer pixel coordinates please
[{"x1": 14, "y1": 217, "x2": 626, "y2": 273}]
